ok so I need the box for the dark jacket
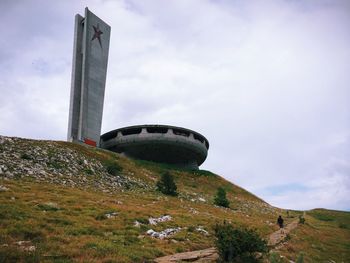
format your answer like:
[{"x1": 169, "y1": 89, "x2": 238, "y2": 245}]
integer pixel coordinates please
[{"x1": 277, "y1": 216, "x2": 284, "y2": 227}]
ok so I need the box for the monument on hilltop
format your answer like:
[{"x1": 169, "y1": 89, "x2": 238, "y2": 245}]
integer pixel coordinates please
[
  {"x1": 67, "y1": 8, "x2": 209, "y2": 169},
  {"x1": 67, "y1": 7, "x2": 111, "y2": 147}
]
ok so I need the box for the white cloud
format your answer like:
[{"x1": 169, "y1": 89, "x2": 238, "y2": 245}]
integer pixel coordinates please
[{"x1": 0, "y1": 0, "x2": 349, "y2": 211}]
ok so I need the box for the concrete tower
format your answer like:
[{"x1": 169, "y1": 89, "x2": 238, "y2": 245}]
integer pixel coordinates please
[{"x1": 67, "y1": 7, "x2": 111, "y2": 147}]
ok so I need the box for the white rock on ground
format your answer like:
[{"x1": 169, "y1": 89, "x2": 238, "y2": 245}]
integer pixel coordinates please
[
  {"x1": 149, "y1": 215, "x2": 172, "y2": 225},
  {"x1": 0, "y1": 185, "x2": 9, "y2": 192},
  {"x1": 146, "y1": 227, "x2": 181, "y2": 239}
]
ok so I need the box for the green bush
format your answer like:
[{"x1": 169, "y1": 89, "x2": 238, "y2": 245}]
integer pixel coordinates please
[
  {"x1": 156, "y1": 172, "x2": 178, "y2": 196},
  {"x1": 104, "y1": 160, "x2": 122, "y2": 176},
  {"x1": 20, "y1": 153, "x2": 31, "y2": 160},
  {"x1": 84, "y1": 168, "x2": 93, "y2": 175},
  {"x1": 48, "y1": 160, "x2": 62, "y2": 170},
  {"x1": 135, "y1": 217, "x2": 149, "y2": 224},
  {"x1": 296, "y1": 252, "x2": 304, "y2": 263},
  {"x1": 338, "y1": 223, "x2": 348, "y2": 229},
  {"x1": 269, "y1": 252, "x2": 285, "y2": 263},
  {"x1": 214, "y1": 223, "x2": 268, "y2": 262},
  {"x1": 298, "y1": 215, "x2": 305, "y2": 224},
  {"x1": 214, "y1": 187, "x2": 230, "y2": 208}
]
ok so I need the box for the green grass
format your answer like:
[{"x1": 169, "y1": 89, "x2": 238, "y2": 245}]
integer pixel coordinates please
[
  {"x1": 0, "y1": 138, "x2": 349, "y2": 262},
  {"x1": 276, "y1": 210, "x2": 350, "y2": 262}
]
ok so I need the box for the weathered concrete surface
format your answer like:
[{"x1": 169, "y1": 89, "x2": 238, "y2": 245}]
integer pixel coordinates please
[
  {"x1": 101, "y1": 125, "x2": 209, "y2": 169},
  {"x1": 68, "y1": 7, "x2": 111, "y2": 147}
]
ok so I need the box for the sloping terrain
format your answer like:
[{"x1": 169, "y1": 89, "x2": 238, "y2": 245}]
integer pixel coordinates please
[{"x1": 0, "y1": 136, "x2": 349, "y2": 262}]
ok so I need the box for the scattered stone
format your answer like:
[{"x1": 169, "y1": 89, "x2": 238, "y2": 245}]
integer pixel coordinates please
[
  {"x1": 14, "y1": 241, "x2": 36, "y2": 252},
  {"x1": 189, "y1": 208, "x2": 199, "y2": 214},
  {"x1": 105, "y1": 212, "x2": 118, "y2": 219},
  {"x1": 198, "y1": 197, "x2": 206, "y2": 202},
  {"x1": 134, "y1": 220, "x2": 141, "y2": 227},
  {"x1": 149, "y1": 215, "x2": 172, "y2": 225},
  {"x1": 196, "y1": 226, "x2": 209, "y2": 236},
  {"x1": 0, "y1": 185, "x2": 9, "y2": 192},
  {"x1": 146, "y1": 227, "x2": 181, "y2": 239},
  {"x1": 0, "y1": 135, "x2": 152, "y2": 192},
  {"x1": 103, "y1": 232, "x2": 113, "y2": 237}
]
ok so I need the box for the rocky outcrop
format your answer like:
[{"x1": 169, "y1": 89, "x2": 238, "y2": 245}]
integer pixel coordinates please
[
  {"x1": 146, "y1": 228, "x2": 181, "y2": 239},
  {"x1": 149, "y1": 215, "x2": 172, "y2": 225},
  {"x1": 155, "y1": 247, "x2": 218, "y2": 262},
  {"x1": 0, "y1": 135, "x2": 150, "y2": 192}
]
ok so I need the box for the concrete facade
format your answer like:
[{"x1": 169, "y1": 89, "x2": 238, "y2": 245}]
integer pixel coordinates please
[
  {"x1": 100, "y1": 125, "x2": 209, "y2": 169},
  {"x1": 67, "y1": 7, "x2": 111, "y2": 147}
]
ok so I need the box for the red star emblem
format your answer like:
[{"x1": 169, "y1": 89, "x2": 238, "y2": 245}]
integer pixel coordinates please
[{"x1": 91, "y1": 24, "x2": 103, "y2": 48}]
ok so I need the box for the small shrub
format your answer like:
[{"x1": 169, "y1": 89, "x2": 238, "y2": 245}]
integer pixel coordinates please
[
  {"x1": 156, "y1": 172, "x2": 178, "y2": 196},
  {"x1": 135, "y1": 217, "x2": 148, "y2": 224},
  {"x1": 48, "y1": 161, "x2": 62, "y2": 170},
  {"x1": 285, "y1": 234, "x2": 291, "y2": 241},
  {"x1": 84, "y1": 168, "x2": 93, "y2": 175},
  {"x1": 214, "y1": 187, "x2": 230, "y2": 208},
  {"x1": 104, "y1": 160, "x2": 122, "y2": 176},
  {"x1": 296, "y1": 252, "x2": 304, "y2": 263},
  {"x1": 187, "y1": 226, "x2": 195, "y2": 232},
  {"x1": 298, "y1": 215, "x2": 305, "y2": 224},
  {"x1": 20, "y1": 153, "x2": 31, "y2": 160},
  {"x1": 214, "y1": 222, "x2": 268, "y2": 262},
  {"x1": 269, "y1": 252, "x2": 285, "y2": 263},
  {"x1": 95, "y1": 213, "x2": 107, "y2": 221},
  {"x1": 339, "y1": 223, "x2": 347, "y2": 229},
  {"x1": 175, "y1": 247, "x2": 184, "y2": 253}
]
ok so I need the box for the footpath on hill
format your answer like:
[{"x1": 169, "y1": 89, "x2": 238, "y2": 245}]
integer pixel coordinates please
[{"x1": 154, "y1": 219, "x2": 299, "y2": 263}]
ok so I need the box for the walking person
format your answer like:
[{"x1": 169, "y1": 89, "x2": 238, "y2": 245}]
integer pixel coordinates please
[{"x1": 277, "y1": 215, "x2": 284, "y2": 234}]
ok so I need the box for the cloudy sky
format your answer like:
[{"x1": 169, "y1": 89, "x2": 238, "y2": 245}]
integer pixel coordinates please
[{"x1": 0, "y1": 0, "x2": 349, "y2": 211}]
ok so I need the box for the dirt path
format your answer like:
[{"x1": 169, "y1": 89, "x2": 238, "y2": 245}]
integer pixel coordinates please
[
  {"x1": 267, "y1": 219, "x2": 299, "y2": 246},
  {"x1": 154, "y1": 247, "x2": 218, "y2": 263},
  {"x1": 154, "y1": 219, "x2": 299, "y2": 262}
]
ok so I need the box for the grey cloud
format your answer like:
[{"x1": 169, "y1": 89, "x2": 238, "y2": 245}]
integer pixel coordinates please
[{"x1": 0, "y1": 0, "x2": 349, "y2": 210}]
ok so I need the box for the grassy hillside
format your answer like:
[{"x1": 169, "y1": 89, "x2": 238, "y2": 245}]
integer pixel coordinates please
[
  {"x1": 0, "y1": 136, "x2": 349, "y2": 262},
  {"x1": 275, "y1": 209, "x2": 350, "y2": 262}
]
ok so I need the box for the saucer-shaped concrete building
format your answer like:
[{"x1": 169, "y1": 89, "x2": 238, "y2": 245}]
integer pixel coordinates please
[
  {"x1": 67, "y1": 10, "x2": 210, "y2": 169},
  {"x1": 100, "y1": 125, "x2": 209, "y2": 169}
]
